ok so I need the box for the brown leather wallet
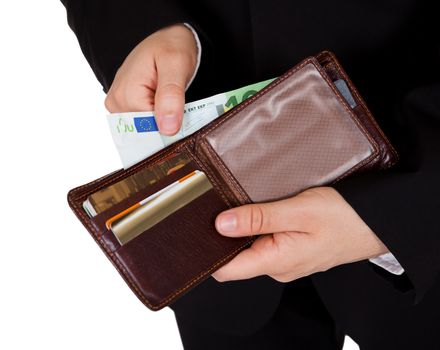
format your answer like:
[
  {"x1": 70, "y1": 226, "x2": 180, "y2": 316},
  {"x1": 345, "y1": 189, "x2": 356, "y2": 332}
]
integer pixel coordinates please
[{"x1": 68, "y1": 51, "x2": 398, "y2": 311}]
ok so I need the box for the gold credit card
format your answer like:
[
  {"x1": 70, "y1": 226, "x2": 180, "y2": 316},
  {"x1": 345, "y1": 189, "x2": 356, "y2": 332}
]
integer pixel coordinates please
[
  {"x1": 83, "y1": 152, "x2": 191, "y2": 217},
  {"x1": 110, "y1": 170, "x2": 213, "y2": 245}
]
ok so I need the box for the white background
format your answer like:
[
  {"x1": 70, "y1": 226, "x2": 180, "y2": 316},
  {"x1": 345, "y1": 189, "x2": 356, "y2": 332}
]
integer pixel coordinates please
[{"x1": 0, "y1": 2, "x2": 359, "y2": 349}]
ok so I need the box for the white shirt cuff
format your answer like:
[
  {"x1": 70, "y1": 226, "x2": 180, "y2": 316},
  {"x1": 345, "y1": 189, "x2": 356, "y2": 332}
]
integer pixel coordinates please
[
  {"x1": 183, "y1": 23, "x2": 202, "y2": 90},
  {"x1": 369, "y1": 252, "x2": 405, "y2": 275}
]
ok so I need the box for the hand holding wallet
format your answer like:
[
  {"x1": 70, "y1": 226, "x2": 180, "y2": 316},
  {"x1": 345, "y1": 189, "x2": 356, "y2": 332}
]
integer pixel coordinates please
[{"x1": 68, "y1": 51, "x2": 398, "y2": 310}]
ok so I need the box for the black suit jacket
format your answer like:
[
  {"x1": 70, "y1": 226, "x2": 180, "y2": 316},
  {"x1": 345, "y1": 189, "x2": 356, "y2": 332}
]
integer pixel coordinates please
[{"x1": 62, "y1": 1, "x2": 440, "y2": 347}]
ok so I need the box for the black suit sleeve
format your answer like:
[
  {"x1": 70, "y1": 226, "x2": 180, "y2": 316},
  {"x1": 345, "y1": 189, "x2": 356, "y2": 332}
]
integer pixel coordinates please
[
  {"x1": 333, "y1": 83, "x2": 440, "y2": 303},
  {"x1": 61, "y1": 0, "x2": 199, "y2": 92}
]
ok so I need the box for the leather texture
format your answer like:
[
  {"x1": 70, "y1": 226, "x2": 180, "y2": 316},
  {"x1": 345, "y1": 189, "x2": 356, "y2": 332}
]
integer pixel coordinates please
[{"x1": 68, "y1": 51, "x2": 398, "y2": 310}]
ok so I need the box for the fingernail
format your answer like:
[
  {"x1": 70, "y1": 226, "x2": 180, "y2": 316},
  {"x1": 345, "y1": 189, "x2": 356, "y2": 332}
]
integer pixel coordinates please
[
  {"x1": 216, "y1": 213, "x2": 237, "y2": 233},
  {"x1": 160, "y1": 115, "x2": 179, "y2": 134}
]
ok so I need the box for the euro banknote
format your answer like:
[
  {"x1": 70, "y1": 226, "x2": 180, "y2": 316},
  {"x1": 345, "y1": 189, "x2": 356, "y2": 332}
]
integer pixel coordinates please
[{"x1": 107, "y1": 78, "x2": 275, "y2": 168}]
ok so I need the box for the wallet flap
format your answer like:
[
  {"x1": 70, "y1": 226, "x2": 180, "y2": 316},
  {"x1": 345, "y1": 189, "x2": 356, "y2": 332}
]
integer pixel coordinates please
[{"x1": 194, "y1": 55, "x2": 396, "y2": 203}]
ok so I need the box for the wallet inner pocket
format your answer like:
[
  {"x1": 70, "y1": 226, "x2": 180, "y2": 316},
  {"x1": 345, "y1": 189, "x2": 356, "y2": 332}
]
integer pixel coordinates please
[
  {"x1": 198, "y1": 62, "x2": 377, "y2": 203},
  {"x1": 84, "y1": 151, "x2": 192, "y2": 218},
  {"x1": 110, "y1": 170, "x2": 213, "y2": 245},
  {"x1": 111, "y1": 185, "x2": 252, "y2": 305},
  {"x1": 88, "y1": 153, "x2": 198, "y2": 238}
]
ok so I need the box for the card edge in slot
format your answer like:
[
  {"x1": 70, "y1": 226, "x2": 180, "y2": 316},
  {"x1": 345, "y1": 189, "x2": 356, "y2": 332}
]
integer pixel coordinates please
[
  {"x1": 87, "y1": 163, "x2": 198, "y2": 231},
  {"x1": 110, "y1": 170, "x2": 213, "y2": 246}
]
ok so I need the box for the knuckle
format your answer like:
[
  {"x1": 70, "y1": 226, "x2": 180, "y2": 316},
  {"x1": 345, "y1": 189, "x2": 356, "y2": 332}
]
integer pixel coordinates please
[
  {"x1": 104, "y1": 95, "x2": 115, "y2": 112},
  {"x1": 156, "y1": 84, "x2": 185, "y2": 106},
  {"x1": 158, "y1": 47, "x2": 196, "y2": 73},
  {"x1": 157, "y1": 45, "x2": 177, "y2": 57},
  {"x1": 104, "y1": 94, "x2": 116, "y2": 112},
  {"x1": 105, "y1": 87, "x2": 125, "y2": 112},
  {"x1": 249, "y1": 205, "x2": 269, "y2": 234},
  {"x1": 163, "y1": 47, "x2": 193, "y2": 63},
  {"x1": 158, "y1": 82, "x2": 184, "y2": 96}
]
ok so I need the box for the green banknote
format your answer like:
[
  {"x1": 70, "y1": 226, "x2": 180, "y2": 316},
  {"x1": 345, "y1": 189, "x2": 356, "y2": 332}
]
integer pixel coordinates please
[{"x1": 107, "y1": 78, "x2": 275, "y2": 168}]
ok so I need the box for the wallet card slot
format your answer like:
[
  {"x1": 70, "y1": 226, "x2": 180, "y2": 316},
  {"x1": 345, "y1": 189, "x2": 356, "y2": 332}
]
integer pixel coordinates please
[
  {"x1": 196, "y1": 60, "x2": 379, "y2": 203},
  {"x1": 88, "y1": 160, "x2": 199, "y2": 238},
  {"x1": 111, "y1": 187, "x2": 253, "y2": 306},
  {"x1": 317, "y1": 53, "x2": 364, "y2": 111},
  {"x1": 316, "y1": 51, "x2": 398, "y2": 167},
  {"x1": 110, "y1": 170, "x2": 213, "y2": 245}
]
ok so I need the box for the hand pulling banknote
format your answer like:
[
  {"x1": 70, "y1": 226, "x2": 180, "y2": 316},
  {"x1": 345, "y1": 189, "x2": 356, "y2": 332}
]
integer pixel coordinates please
[{"x1": 107, "y1": 78, "x2": 275, "y2": 168}]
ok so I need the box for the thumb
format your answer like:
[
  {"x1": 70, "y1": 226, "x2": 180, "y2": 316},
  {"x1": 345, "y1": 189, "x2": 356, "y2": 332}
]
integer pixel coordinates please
[
  {"x1": 215, "y1": 198, "x2": 302, "y2": 237},
  {"x1": 154, "y1": 53, "x2": 194, "y2": 135}
]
